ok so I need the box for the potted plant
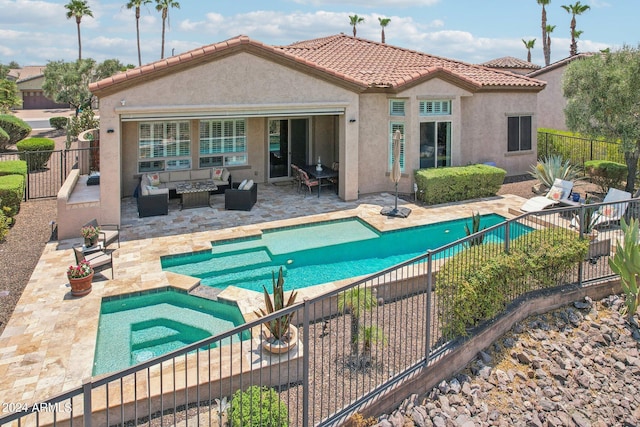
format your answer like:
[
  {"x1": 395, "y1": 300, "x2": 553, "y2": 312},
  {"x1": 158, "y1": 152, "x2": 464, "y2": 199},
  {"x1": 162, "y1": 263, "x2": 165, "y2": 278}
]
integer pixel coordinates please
[
  {"x1": 67, "y1": 260, "x2": 94, "y2": 296},
  {"x1": 81, "y1": 224, "x2": 100, "y2": 247},
  {"x1": 254, "y1": 267, "x2": 298, "y2": 354}
]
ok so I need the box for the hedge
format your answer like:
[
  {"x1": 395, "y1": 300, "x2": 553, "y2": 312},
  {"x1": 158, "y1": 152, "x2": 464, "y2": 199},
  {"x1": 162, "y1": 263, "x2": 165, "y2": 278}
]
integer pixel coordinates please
[
  {"x1": 49, "y1": 116, "x2": 68, "y2": 130},
  {"x1": 0, "y1": 174, "x2": 25, "y2": 217},
  {"x1": 0, "y1": 115, "x2": 31, "y2": 150},
  {"x1": 436, "y1": 226, "x2": 588, "y2": 339},
  {"x1": 584, "y1": 160, "x2": 627, "y2": 194},
  {"x1": 414, "y1": 164, "x2": 506, "y2": 205},
  {"x1": 16, "y1": 137, "x2": 55, "y2": 171},
  {"x1": 0, "y1": 160, "x2": 27, "y2": 177},
  {"x1": 0, "y1": 127, "x2": 8, "y2": 148}
]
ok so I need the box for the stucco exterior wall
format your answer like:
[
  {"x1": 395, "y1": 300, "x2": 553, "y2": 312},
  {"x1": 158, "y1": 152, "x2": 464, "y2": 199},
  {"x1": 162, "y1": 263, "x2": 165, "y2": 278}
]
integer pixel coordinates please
[
  {"x1": 460, "y1": 91, "x2": 538, "y2": 176},
  {"x1": 533, "y1": 66, "x2": 568, "y2": 131}
]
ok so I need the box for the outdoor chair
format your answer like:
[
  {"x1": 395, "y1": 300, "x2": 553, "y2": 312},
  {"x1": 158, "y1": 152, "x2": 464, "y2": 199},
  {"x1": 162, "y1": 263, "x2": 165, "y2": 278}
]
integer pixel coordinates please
[
  {"x1": 225, "y1": 181, "x2": 258, "y2": 211},
  {"x1": 73, "y1": 246, "x2": 114, "y2": 279},
  {"x1": 291, "y1": 164, "x2": 302, "y2": 192},
  {"x1": 299, "y1": 170, "x2": 319, "y2": 196},
  {"x1": 570, "y1": 187, "x2": 632, "y2": 230},
  {"x1": 327, "y1": 162, "x2": 339, "y2": 193},
  {"x1": 520, "y1": 178, "x2": 574, "y2": 212},
  {"x1": 83, "y1": 219, "x2": 120, "y2": 248}
]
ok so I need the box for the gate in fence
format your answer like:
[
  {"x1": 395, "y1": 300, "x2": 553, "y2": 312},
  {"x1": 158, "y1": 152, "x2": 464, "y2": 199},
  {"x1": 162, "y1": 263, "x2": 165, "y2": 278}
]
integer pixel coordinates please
[{"x1": 0, "y1": 147, "x2": 98, "y2": 200}]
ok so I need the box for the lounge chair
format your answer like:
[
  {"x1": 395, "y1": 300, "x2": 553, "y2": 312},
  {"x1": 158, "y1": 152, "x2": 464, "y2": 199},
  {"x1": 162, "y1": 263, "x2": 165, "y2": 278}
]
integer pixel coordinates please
[
  {"x1": 83, "y1": 219, "x2": 120, "y2": 248},
  {"x1": 590, "y1": 188, "x2": 632, "y2": 228},
  {"x1": 520, "y1": 178, "x2": 574, "y2": 212},
  {"x1": 73, "y1": 246, "x2": 114, "y2": 279}
]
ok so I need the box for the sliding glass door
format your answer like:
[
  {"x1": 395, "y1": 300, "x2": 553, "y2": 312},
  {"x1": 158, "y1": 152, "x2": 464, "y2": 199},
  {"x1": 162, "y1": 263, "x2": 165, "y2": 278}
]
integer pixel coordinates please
[
  {"x1": 268, "y1": 118, "x2": 309, "y2": 180},
  {"x1": 419, "y1": 121, "x2": 451, "y2": 168}
]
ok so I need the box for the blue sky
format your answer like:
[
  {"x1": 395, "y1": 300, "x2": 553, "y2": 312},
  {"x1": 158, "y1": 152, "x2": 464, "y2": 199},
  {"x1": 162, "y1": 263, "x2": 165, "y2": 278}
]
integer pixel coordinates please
[{"x1": 1, "y1": 0, "x2": 637, "y2": 68}]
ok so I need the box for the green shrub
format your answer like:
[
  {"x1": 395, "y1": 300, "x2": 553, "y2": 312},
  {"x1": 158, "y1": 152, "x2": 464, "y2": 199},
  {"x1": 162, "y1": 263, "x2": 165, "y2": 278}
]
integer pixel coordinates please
[
  {"x1": 229, "y1": 386, "x2": 289, "y2": 427},
  {"x1": 414, "y1": 164, "x2": 506, "y2": 205},
  {"x1": 0, "y1": 114, "x2": 31, "y2": 149},
  {"x1": 16, "y1": 137, "x2": 55, "y2": 171},
  {"x1": 0, "y1": 209, "x2": 10, "y2": 242},
  {"x1": 0, "y1": 127, "x2": 8, "y2": 148},
  {"x1": 0, "y1": 174, "x2": 24, "y2": 216},
  {"x1": 584, "y1": 160, "x2": 627, "y2": 194},
  {"x1": 436, "y1": 226, "x2": 588, "y2": 338},
  {"x1": 0, "y1": 160, "x2": 27, "y2": 177},
  {"x1": 49, "y1": 116, "x2": 69, "y2": 130}
]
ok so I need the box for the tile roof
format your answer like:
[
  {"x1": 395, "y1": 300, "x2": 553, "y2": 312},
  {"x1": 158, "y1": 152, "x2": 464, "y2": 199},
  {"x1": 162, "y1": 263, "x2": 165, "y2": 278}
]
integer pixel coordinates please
[
  {"x1": 480, "y1": 56, "x2": 541, "y2": 70},
  {"x1": 90, "y1": 34, "x2": 545, "y2": 95},
  {"x1": 526, "y1": 52, "x2": 596, "y2": 77},
  {"x1": 9, "y1": 66, "x2": 47, "y2": 82}
]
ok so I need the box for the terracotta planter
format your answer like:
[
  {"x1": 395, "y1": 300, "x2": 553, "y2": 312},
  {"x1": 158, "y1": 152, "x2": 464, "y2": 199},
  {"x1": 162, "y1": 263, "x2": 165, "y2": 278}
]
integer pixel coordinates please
[
  {"x1": 262, "y1": 325, "x2": 298, "y2": 354},
  {"x1": 68, "y1": 271, "x2": 94, "y2": 296}
]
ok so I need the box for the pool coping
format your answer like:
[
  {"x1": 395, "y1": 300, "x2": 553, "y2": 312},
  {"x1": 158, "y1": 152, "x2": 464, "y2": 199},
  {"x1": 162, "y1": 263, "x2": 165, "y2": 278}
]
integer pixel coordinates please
[{"x1": 0, "y1": 195, "x2": 526, "y2": 411}]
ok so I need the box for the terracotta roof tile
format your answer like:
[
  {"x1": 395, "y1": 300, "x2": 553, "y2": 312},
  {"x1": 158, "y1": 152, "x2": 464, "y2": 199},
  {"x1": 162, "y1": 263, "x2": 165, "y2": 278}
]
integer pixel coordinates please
[
  {"x1": 90, "y1": 34, "x2": 544, "y2": 94},
  {"x1": 481, "y1": 56, "x2": 541, "y2": 70}
]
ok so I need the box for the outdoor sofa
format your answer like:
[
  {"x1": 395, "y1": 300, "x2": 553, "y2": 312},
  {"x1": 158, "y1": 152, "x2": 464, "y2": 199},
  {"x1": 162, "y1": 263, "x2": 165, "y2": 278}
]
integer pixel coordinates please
[{"x1": 140, "y1": 168, "x2": 232, "y2": 199}]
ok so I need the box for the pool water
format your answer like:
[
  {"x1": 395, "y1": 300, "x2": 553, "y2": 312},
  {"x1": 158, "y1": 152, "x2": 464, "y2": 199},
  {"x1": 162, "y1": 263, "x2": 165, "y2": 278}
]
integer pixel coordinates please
[
  {"x1": 93, "y1": 288, "x2": 248, "y2": 375},
  {"x1": 162, "y1": 214, "x2": 529, "y2": 292}
]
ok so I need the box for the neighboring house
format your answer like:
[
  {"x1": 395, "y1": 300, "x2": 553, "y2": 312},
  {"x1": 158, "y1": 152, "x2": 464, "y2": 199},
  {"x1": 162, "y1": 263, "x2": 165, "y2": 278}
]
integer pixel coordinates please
[
  {"x1": 527, "y1": 53, "x2": 594, "y2": 131},
  {"x1": 9, "y1": 66, "x2": 69, "y2": 110},
  {"x1": 89, "y1": 34, "x2": 545, "y2": 226},
  {"x1": 481, "y1": 56, "x2": 541, "y2": 76}
]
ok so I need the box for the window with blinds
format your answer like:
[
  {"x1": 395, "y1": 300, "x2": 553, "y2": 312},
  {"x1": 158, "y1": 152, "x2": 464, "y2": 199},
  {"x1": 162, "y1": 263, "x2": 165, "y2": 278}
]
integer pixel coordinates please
[
  {"x1": 138, "y1": 121, "x2": 191, "y2": 172},
  {"x1": 199, "y1": 119, "x2": 248, "y2": 167},
  {"x1": 390, "y1": 100, "x2": 406, "y2": 116},
  {"x1": 419, "y1": 100, "x2": 451, "y2": 116}
]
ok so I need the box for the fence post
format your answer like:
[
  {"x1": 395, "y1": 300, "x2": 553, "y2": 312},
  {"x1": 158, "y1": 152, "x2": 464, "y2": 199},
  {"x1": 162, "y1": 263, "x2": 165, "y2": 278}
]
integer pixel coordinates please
[
  {"x1": 83, "y1": 378, "x2": 92, "y2": 427},
  {"x1": 302, "y1": 298, "x2": 310, "y2": 427},
  {"x1": 504, "y1": 221, "x2": 511, "y2": 254},
  {"x1": 425, "y1": 251, "x2": 433, "y2": 365}
]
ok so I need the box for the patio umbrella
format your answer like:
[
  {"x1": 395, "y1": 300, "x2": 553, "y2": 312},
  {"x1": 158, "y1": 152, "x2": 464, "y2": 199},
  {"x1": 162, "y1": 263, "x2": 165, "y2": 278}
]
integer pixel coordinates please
[{"x1": 381, "y1": 130, "x2": 411, "y2": 218}]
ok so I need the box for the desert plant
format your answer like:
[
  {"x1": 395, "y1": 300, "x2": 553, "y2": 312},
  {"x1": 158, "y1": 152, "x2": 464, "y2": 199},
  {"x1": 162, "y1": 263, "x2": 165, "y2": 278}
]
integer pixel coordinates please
[
  {"x1": 530, "y1": 154, "x2": 582, "y2": 189},
  {"x1": 464, "y1": 211, "x2": 485, "y2": 246},
  {"x1": 338, "y1": 286, "x2": 377, "y2": 357},
  {"x1": 16, "y1": 137, "x2": 55, "y2": 171},
  {"x1": 572, "y1": 197, "x2": 598, "y2": 234},
  {"x1": 49, "y1": 116, "x2": 69, "y2": 130},
  {"x1": 254, "y1": 267, "x2": 298, "y2": 342},
  {"x1": 584, "y1": 160, "x2": 627, "y2": 194},
  {"x1": 359, "y1": 325, "x2": 388, "y2": 357},
  {"x1": 66, "y1": 109, "x2": 99, "y2": 148},
  {"x1": 229, "y1": 386, "x2": 289, "y2": 427},
  {"x1": 608, "y1": 218, "x2": 640, "y2": 324}
]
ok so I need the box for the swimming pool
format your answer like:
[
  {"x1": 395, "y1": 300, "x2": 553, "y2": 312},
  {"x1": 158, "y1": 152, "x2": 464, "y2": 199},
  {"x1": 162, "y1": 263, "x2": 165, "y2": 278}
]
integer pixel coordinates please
[
  {"x1": 162, "y1": 214, "x2": 529, "y2": 293},
  {"x1": 93, "y1": 288, "x2": 248, "y2": 375}
]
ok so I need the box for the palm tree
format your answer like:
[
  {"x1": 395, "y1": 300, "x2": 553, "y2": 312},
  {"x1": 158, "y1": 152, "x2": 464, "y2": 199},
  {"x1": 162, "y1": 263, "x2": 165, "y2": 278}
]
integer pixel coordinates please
[
  {"x1": 155, "y1": 0, "x2": 180, "y2": 59},
  {"x1": 65, "y1": 0, "x2": 93, "y2": 61},
  {"x1": 378, "y1": 17, "x2": 391, "y2": 44},
  {"x1": 522, "y1": 38, "x2": 536, "y2": 63},
  {"x1": 349, "y1": 14, "x2": 365, "y2": 37},
  {"x1": 126, "y1": 0, "x2": 152, "y2": 67},
  {"x1": 537, "y1": 0, "x2": 552, "y2": 65},
  {"x1": 561, "y1": 1, "x2": 590, "y2": 56},
  {"x1": 545, "y1": 24, "x2": 556, "y2": 62},
  {"x1": 337, "y1": 287, "x2": 376, "y2": 357}
]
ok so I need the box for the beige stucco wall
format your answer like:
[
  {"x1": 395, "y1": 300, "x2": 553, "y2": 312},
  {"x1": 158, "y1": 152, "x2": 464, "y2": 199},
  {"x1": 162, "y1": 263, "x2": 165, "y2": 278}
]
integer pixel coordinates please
[{"x1": 533, "y1": 66, "x2": 568, "y2": 131}]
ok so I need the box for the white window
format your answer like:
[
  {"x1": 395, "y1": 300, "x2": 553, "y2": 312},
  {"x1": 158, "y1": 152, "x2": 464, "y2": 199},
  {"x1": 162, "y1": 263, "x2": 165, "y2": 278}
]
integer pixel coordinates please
[
  {"x1": 199, "y1": 119, "x2": 247, "y2": 167},
  {"x1": 389, "y1": 99, "x2": 406, "y2": 116},
  {"x1": 138, "y1": 121, "x2": 191, "y2": 173},
  {"x1": 389, "y1": 122, "x2": 405, "y2": 172},
  {"x1": 419, "y1": 100, "x2": 451, "y2": 116}
]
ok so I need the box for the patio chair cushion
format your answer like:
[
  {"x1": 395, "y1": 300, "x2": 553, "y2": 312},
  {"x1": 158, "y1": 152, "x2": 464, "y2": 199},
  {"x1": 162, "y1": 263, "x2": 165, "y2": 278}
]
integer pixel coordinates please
[
  {"x1": 148, "y1": 187, "x2": 169, "y2": 196},
  {"x1": 221, "y1": 169, "x2": 230, "y2": 182},
  {"x1": 169, "y1": 170, "x2": 191, "y2": 182},
  {"x1": 190, "y1": 169, "x2": 211, "y2": 180},
  {"x1": 238, "y1": 179, "x2": 248, "y2": 190}
]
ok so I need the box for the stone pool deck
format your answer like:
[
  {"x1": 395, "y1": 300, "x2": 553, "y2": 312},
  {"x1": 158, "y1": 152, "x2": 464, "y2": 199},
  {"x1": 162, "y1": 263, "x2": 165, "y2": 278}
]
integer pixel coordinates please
[{"x1": 0, "y1": 185, "x2": 527, "y2": 412}]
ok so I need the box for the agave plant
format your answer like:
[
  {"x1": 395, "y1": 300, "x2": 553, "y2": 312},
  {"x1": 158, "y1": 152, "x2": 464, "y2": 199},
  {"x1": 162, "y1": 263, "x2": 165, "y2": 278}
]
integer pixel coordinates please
[
  {"x1": 608, "y1": 218, "x2": 640, "y2": 325},
  {"x1": 530, "y1": 155, "x2": 582, "y2": 189},
  {"x1": 464, "y1": 211, "x2": 485, "y2": 247},
  {"x1": 254, "y1": 267, "x2": 298, "y2": 342}
]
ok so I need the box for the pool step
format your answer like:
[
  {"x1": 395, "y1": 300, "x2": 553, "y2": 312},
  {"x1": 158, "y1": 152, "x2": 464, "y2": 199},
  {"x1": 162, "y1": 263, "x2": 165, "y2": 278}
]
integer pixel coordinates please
[
  {"x1": 200, "y1": 265, "x2": 289, "y2": 289},
  {"x1": 166, "y1": 249, "x2": 272, "y2": 277}
]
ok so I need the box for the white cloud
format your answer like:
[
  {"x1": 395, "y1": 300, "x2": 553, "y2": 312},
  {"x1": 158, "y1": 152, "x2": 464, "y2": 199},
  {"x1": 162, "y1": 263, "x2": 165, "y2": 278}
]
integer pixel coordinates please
[
  {"x1": 291, "y1": 0, "x2": 440, "y2": 7},
  {"x1": 0, "y1": 0, "x2": 64, "y2": 26}
]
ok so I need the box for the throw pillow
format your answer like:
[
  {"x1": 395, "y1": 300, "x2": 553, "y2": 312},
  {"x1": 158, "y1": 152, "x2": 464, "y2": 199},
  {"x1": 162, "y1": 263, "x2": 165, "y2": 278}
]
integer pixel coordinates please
[
  {"x1": 243, "y1": 180, "x2": 254, "y2": 190},
  {"x1": 221, "y1": 168, "x2": 230, "y2": 183},
  {"x1": 602, "y1": 206, "x2": 615, "y2": 217},
  {"x1": 212, "y1": 168, "x2": 224, "y2": 179},
  {"x1": 547, "y1": 188, "x2": 564, "y2": 201},
  {"x1": 147, "y1": 173, "x2": 161, "y2": 186},
  {"x1": 238, "y1": 179, "x2": 248, "y2": 190}
]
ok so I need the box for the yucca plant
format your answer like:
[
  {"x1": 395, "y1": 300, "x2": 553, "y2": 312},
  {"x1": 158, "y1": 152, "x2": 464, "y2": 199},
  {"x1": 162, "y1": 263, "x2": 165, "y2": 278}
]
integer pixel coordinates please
[
  {"x1": 609, "y1": 218, "x2": 640, "y2": 325},
  {"x1": 254, "y1": 267, "x2": 298, "y2": 342},
  {"x1": 530, "y1": 155, "x2": 582, "y2": 189}
]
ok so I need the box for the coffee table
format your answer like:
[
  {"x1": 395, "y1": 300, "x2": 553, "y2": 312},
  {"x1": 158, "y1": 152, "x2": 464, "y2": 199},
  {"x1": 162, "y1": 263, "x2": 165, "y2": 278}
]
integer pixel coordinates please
[{"x1": 175, "y1": 180, "x2": 217, "y2": 209}]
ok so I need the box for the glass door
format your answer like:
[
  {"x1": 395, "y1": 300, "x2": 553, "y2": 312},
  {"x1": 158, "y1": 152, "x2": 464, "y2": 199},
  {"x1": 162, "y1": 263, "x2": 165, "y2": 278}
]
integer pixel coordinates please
[
  {"x1": 268, "y1": 118, "x2": 308, "y2": 180},
  {"x1": 420, "y1": 121, "x2": 451, "y2": 168}
]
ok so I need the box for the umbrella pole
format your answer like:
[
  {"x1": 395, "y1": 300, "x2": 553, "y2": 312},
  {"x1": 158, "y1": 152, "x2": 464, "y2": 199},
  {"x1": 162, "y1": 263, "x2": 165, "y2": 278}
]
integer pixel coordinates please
[{"x1": 394, "y1": 182, "x2": 398, "y2": 211}]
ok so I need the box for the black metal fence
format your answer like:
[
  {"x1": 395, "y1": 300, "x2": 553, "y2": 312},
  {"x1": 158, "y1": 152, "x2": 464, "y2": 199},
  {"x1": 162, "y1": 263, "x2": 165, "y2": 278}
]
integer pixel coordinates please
[
  {"x1": 537, "y1": 131, "x2": 625, "y2": 167},
  {"x1": 0, "y1": 147, "x2": 99, "y2": 200},
  {"x1": 0, "y1": 200, "x2": 636, "y2": 427}
]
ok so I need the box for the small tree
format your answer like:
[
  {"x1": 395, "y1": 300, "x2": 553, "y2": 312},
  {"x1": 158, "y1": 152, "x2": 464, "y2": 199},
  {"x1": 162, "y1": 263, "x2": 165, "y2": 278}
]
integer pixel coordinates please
[{"x1": 337, "y1": 287, "x2": 376, "y2": 359}]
